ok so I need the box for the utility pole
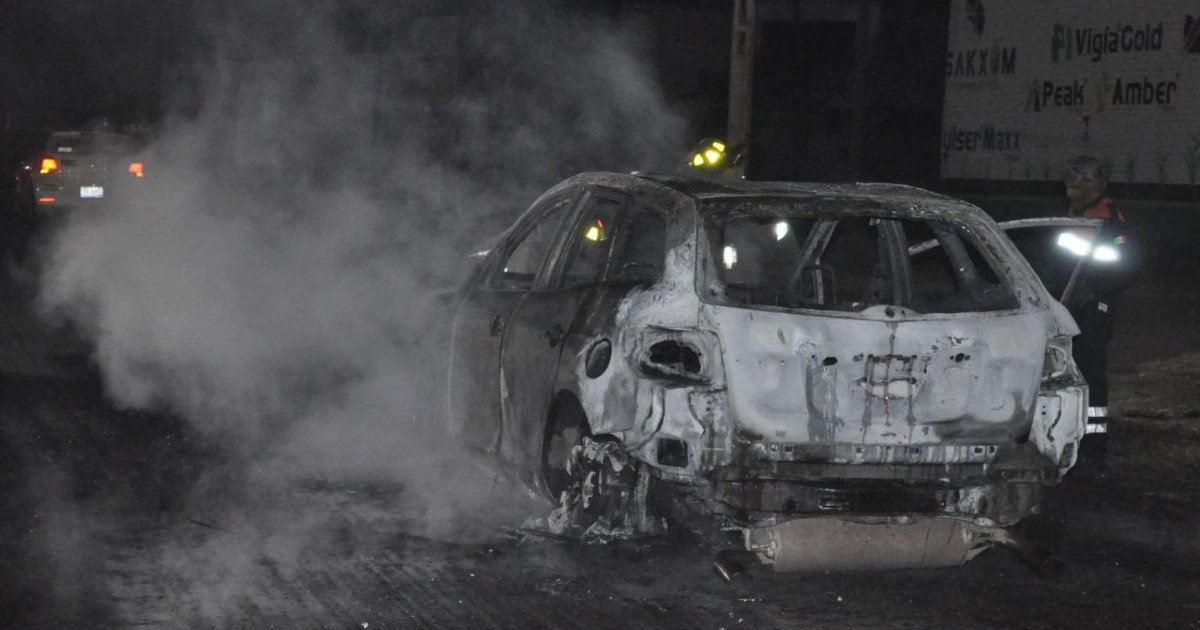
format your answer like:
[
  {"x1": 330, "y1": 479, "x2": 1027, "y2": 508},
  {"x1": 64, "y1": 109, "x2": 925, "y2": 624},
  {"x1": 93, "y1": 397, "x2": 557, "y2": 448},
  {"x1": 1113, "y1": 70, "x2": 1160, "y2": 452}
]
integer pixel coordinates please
[
  {"x1": 849, "y1": 0, "x2": 881, "y2": 181},
  {"x1": 727, "y1": 0, "x2": 756, "y2": 168}
]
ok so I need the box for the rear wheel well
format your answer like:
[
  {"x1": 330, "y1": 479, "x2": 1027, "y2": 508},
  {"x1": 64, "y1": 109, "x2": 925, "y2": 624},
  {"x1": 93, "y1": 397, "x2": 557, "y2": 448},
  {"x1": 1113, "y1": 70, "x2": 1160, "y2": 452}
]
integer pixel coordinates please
[{"x1": 541, "y1": 391, "x2": 592, "y2": 500}]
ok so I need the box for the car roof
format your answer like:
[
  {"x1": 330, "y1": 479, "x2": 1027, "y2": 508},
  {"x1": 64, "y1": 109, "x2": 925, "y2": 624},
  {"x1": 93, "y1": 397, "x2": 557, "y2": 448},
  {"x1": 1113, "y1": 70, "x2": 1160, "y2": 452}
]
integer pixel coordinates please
[
  {"x1": 635, "y1": 172, "x2": 955, "y2": 201},
  {"x1": 552, "y1": 171, "x2": 988, "y2": 224}
]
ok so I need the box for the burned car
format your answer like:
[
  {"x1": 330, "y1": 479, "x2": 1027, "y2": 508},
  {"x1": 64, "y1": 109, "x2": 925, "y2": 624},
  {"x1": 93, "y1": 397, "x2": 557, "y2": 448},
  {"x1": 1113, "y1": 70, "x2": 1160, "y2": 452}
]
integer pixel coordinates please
[{"x1": 447, "y1": 172, "x2": 1089, "y2": 571}]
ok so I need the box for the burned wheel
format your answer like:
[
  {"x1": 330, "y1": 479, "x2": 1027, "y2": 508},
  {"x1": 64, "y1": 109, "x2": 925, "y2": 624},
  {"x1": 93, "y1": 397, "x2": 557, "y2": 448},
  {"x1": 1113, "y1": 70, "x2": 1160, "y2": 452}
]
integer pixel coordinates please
[{"x1": 539, "y1": 396, "x2": 663, "y2": 540}]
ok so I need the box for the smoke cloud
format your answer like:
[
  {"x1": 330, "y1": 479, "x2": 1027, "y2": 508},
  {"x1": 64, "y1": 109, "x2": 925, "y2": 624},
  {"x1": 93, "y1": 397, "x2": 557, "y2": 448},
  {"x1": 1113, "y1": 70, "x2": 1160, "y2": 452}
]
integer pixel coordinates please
[{"x1": 35, "y1": 0, "x2": 688, "y2": 541}]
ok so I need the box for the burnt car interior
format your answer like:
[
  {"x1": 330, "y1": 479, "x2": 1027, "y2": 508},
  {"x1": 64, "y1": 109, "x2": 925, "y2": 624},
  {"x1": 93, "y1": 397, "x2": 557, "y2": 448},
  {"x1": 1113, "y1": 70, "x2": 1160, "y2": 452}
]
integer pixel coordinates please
[
  {"x1": 707, "y1": 205, "x2": 1020, "y2": 314},
  {"x1": 557, "y1": 197, "x2": 667, "y2": 288},
  {"x1": 496, "y1": 190, "x2": 667, "y2": 291}
]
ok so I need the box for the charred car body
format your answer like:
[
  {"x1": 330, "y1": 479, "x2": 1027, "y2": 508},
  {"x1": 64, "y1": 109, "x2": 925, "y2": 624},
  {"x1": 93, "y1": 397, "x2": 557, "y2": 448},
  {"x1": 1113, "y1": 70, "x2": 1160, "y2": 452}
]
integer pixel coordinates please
[{"x1": 448, "y1": 172, "x2": 1089, "y2": 570}]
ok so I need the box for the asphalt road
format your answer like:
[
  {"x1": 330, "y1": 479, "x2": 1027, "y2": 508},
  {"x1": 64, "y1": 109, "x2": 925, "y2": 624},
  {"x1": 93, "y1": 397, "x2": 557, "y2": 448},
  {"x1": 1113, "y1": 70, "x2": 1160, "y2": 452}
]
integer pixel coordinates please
[{"x1": 2, "y1": 209, "x2": 1200, "y2": 629}]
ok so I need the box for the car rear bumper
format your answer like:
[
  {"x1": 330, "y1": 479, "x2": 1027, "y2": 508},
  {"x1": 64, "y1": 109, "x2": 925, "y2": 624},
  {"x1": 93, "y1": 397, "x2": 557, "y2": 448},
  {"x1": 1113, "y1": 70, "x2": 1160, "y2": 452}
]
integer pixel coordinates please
[{"x1": 709, "y1": 468, "x2": 1044, "y2": 528}]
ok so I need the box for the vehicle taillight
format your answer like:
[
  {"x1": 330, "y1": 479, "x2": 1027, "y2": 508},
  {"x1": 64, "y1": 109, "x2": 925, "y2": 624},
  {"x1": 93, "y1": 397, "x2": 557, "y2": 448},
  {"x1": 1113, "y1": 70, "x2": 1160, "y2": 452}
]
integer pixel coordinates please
[
  {"x1": 128, "y1": 162, "x2": 144, "y2": 177},
  {"x1": 1041, "y1": 335, "x2": 1074, "y2": 382},
  {"x1": 636, "y1": 327, "x2": 721, "y2": 385},
  {"x1": 39, "y1": 157, "x2": 59, "y2": 174}
]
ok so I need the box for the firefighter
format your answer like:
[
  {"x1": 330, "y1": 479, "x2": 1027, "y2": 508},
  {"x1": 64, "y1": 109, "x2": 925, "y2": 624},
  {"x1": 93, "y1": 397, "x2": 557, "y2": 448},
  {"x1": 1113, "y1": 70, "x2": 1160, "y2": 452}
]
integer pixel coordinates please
[
  {"x1": 686, "y1": 137, "x2": 746, "y2": 180},
  {"x1": 1060, "y1": 155, "x2": 1137, "y2": 465}
]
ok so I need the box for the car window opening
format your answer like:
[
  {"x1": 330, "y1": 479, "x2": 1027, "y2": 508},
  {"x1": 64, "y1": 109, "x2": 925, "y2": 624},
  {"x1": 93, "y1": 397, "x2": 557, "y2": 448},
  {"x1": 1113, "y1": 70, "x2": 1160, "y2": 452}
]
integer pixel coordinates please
[{"x1": 706, "y1": 207, "x2": 1018, "y2": 314}]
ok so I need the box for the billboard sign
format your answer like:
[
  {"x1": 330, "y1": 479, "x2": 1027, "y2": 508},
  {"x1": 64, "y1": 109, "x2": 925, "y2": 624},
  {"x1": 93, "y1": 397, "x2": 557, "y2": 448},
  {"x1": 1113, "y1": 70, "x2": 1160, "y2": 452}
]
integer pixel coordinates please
[{"x1": 942, "y1": 0, "x2": 1200, "y2": 185}]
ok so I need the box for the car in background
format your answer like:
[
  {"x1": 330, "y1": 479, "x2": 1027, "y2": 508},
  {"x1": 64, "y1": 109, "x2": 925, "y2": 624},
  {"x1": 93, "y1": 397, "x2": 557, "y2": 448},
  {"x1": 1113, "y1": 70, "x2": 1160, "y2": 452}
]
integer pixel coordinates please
[
  {"x1": 12, "y1": 130, "x2": 146, "y2": 219},
  {"x1": 447, "y1": 171, "x2": 1101, "y2": 573}
]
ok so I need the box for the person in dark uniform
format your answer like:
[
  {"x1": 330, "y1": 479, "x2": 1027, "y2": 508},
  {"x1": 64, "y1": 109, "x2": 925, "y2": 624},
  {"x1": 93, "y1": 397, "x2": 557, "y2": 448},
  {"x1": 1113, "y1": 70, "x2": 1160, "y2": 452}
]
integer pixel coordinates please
[{"x1": 1060, "y1": 155, "x2": 1137, "y2": 463}]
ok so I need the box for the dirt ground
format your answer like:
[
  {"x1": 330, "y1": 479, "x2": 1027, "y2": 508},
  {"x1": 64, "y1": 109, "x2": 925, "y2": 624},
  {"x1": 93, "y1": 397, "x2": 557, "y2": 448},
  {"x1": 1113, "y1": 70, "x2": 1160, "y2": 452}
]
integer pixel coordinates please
[
  {"x1": 3, "y1": 375, "x2": 1200, "y2": 629},
  {"x1": 3, "y1": 206, "x2": 1200, "y2": 629}
]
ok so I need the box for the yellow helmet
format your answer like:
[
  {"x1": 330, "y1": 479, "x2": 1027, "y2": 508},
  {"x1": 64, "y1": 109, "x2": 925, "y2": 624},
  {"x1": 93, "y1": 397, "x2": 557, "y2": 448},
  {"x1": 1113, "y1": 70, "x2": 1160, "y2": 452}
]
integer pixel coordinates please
[
  {"x1": 688, "y1": 138, "x2": 729, "y2": 168},
  {"x1": 686, "y1": 137, "x2": 744, "y2": 179}
]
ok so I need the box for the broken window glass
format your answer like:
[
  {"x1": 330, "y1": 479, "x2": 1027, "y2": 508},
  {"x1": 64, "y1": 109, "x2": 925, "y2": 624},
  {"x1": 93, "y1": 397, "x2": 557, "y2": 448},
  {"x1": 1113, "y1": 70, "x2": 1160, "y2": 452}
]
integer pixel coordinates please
[{"x1": 494, "y1": 194, "x2": 574, "y2": 290}]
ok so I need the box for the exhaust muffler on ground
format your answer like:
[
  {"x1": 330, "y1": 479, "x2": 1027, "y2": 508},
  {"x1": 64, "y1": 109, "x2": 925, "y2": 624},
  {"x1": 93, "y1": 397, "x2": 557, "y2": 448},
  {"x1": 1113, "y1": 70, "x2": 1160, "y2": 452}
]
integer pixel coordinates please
[{"x1": 738, "y1": 517, "x2": 1003, "y2": 572}]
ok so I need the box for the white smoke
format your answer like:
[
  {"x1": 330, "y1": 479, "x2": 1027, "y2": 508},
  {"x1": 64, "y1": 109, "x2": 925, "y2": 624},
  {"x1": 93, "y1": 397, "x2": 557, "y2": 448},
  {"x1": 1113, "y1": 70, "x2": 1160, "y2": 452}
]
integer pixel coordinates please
[{"x1": 36, "y1": 0, "x2": 688, "y2": 538}]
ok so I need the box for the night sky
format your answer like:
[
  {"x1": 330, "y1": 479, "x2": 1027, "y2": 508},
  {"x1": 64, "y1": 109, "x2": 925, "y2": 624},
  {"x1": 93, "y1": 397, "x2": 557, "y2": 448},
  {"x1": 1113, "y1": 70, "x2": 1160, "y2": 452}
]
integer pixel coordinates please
[
  {"x1": 0, "y1": 0, "x2": 177, "y2": 130},
  {"x1": 1, "y1": 0, "x2": 951, "y2": 187}
]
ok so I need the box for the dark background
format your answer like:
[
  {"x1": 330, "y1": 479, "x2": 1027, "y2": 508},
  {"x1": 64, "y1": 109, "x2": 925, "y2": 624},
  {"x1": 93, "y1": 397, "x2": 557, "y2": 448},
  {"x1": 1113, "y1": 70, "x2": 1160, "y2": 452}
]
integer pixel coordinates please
[{"x1": 0, "y1": 0, "x2": 951, "y2": 192}]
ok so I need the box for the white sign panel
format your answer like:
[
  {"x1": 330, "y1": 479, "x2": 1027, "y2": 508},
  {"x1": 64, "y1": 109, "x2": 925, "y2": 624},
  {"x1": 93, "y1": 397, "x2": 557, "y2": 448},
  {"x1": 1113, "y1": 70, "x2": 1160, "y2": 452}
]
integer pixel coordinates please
[{"x1": 942, "y1": 0, "x2": 1200, "y2": 184}]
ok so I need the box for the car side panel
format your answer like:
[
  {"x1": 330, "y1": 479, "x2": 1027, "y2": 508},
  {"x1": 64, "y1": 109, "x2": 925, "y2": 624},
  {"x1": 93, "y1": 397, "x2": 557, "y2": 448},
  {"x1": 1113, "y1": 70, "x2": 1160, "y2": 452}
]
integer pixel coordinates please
[
  {"x1": 496, "y1": 287, "x2": 592, "y2": 489},
  {"x1": 446, "y1": 191, "x2": 580, "y2": 456},
  {"x1": 447, "y1": 283, "x2": 521, "y2": 456}
]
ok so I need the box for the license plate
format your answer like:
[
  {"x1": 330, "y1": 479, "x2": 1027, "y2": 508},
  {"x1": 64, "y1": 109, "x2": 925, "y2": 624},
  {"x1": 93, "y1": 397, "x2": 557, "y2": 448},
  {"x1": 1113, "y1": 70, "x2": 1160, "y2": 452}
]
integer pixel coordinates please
[{"x1": 80, "y1": 186, "x2": 104, "y2": 199}]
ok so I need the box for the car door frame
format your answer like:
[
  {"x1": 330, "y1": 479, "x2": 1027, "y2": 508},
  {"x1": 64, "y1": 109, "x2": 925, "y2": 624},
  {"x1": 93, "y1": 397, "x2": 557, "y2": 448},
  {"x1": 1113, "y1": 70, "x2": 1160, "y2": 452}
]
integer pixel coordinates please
[
  {"x1": 994, "y1": 217, "x2": 1108, "y2": 308},
  {"x1": 446, "y1": 187, "x2": 583, "y2": 457},
  {"x1": 495, "y1": 186, "x2": 633, "y2": 490},
  {"x1": 908, "y1": 216, "x2": 1108, "y2": 309}
]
